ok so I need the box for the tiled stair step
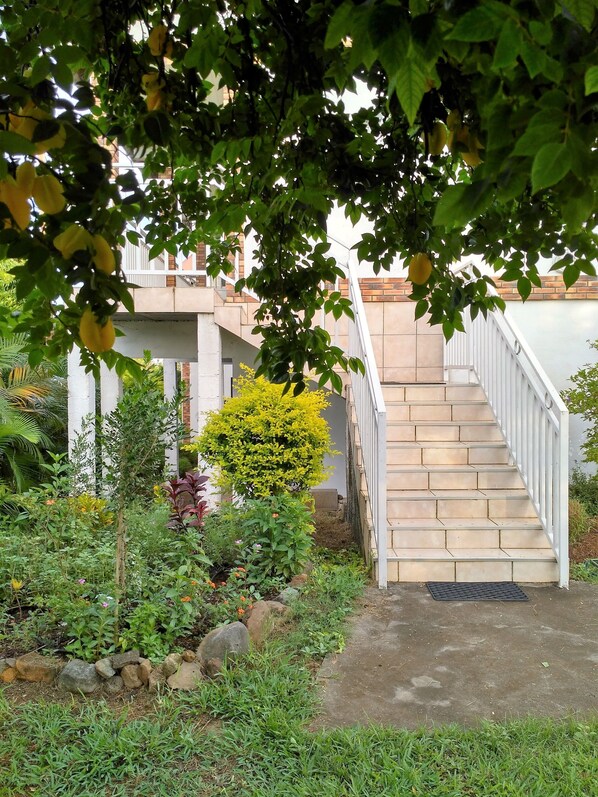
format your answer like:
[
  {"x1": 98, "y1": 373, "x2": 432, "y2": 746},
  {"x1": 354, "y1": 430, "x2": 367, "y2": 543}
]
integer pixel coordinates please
[
  {"x1": 387, "y1": 441, "x2": 511, "y2": 466},
  {"x1": 387, "y1": 464, "x2": 523, "y2": 491},
  {"x1": 387, "y1": 420, "x2": 503, "y2": 443},
  {"x1": 381, "y1": 384, "x2": 486, "y2": 402},
  {"x1": 382, "y1": 548, "x2": 558, "y2": 584},
  {"x1": 386, "y1": 489, "x2": 536, "y2": 519},
  {"x1": 385, "y1": 399, "x2": 495, "y2": 423},
  {"x1": 387, "y1": 518, "x2": 551, "y2": 550}
]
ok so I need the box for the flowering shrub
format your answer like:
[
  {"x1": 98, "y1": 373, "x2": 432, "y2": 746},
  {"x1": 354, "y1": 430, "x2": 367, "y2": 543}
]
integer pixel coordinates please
[{"x1": 187, "y1": 366, "x2": 335, "y2": 498}]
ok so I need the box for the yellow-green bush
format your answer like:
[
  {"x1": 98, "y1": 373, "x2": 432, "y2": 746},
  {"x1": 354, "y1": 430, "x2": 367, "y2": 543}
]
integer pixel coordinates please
[{"x1": 188, "y1": 366, "x2": 335, "y2": 498}]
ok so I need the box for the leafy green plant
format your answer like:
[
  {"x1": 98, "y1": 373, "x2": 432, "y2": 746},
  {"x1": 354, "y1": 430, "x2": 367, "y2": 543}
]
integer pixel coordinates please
[
  {"x1": 0, "y1": 334, "x2": 67, "y2": 491},
  {"x1": 188, "y1": 366, "x2": 335, "y2": 498},
  {"x1": 569, "y1": 467, "x2": 598, "y2": 517},
  {"x1": 162, "y1": 470, "x2": 209, "y2": 533},
  {"x1": 570, "y1": 560, "x2": 598, "y2": 584},
  {"x1": 563, "y1": 342, "x2": 598, "y2": 470},
  {"x1": 201, "y1": 502, "x2": 247, "y2": 567},
  {"x1": 240, "y1": 494, "x2": 315, "y2": 581},
  {"x1": 569, "y1": 499, "x2": 591, "y2": 545}
]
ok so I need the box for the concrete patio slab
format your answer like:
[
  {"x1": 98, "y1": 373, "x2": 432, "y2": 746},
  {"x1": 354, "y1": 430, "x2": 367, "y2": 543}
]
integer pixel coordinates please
[{"x1": 314, "y1": 583, "x2": 598, "y2": 729}]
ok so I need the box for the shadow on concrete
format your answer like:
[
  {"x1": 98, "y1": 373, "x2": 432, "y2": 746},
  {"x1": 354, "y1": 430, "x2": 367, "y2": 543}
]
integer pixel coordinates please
[{"x1": 314, "y1": 582, "x2": 598, "y2": 729}]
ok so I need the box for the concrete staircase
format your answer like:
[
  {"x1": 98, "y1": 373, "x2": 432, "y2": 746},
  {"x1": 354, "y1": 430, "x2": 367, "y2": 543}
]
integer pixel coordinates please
[{"x1": 369, "y1": 383, "x2": 558, "y2": 583}]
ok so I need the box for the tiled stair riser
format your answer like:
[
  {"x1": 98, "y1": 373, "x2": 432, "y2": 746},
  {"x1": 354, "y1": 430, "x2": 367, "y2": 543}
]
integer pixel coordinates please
[{"x1": 364, "y1": 383, "x2": 559, "y2": 584}]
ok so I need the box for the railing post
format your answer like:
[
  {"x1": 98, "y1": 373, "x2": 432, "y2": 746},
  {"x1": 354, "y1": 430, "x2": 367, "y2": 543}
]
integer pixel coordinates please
[
  {"x1": 377, "y1": 410, "x2": 387, "y2": 589},
  {"x1": 558, "y1": 408, "x2": 569, "y2": 588}
]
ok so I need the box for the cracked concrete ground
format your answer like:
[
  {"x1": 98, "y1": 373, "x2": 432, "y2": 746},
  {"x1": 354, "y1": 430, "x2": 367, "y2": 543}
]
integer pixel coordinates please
[{"x1": 314, "y1": 582, "x2": 598, "y2": 729}]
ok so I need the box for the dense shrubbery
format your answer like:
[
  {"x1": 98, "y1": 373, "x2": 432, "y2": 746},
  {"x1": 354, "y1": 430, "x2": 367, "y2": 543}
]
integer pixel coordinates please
[
  {"x1": 569, "y1": 467, "x2": 598, "y2": 518},
  {"x1": 1, "y1": 367, "x2": 331, "y2": 662},
  {"x1": 188, "y1": 366, "x2": 335, "y2": 498}
]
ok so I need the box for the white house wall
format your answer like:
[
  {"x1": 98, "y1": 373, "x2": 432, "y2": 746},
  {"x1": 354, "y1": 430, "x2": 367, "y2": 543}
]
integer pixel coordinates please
[{"x1": 507, "y1": 300, "x2": 598, "y2": 475}]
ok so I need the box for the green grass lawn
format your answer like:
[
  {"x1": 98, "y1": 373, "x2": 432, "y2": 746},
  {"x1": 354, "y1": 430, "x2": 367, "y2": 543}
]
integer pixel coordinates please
[{"x1": 1, "y1": 552, "x2": 597, "y2": 797}]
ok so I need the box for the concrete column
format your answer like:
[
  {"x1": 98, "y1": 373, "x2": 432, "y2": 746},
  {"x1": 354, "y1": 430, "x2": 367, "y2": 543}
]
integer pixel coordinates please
[
  {"x1": 99, "y1": 362, "x2": 122, "y2": 417},
  {"x1": 163, "y1": 358, "x2": 179, "y2": 476},
  {"x1": 188, "y1": 362, "x2": 199, "y2": 437},
  {"x1": 196, "y1": 313, "x2": 222, "y2": 503},
  {"x1": 67, "y1": 349, "x2": 96, "y2": 488}
]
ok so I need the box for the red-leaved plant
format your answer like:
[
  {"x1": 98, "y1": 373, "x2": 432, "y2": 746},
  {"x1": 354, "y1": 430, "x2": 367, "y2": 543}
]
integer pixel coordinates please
[{"x1": 163, "y1": 471, "x2": 209, "y2": 533}]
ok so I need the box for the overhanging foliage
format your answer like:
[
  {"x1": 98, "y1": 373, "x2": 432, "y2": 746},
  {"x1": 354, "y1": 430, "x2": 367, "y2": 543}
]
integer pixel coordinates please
[{"x1": 0, "y1": 1, "x2": 596, "y2": 390}]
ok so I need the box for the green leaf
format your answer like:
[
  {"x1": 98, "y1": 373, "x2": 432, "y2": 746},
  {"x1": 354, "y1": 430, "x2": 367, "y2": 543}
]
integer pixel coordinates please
[
  {"x1": 520, "y1": 40, "x2": 545, "y2": 78},
  {"x1": 529, "y1": 20, "x2": 553, "y2": 45},
  {"x1": 563, "y1": 263, "x2": 580, "y2": 289},
  {"x1": 585, "y1": 65, "x2": 598, "y2": 95},
  {"x1": 324, "y1": 2, "x2": 353, "y2": 49},
  {"x1": 562, "y1": 186, "x2": 595, "y2": 229},
  {"x1": 433, "y1": 181, "x2": 492, "y2": 229},
  {"x1": 512, "y1": 124, "x2": 562, "y2": 157},
  {"x1": 492, "y1": 20, "x2": 522, "y2": 69},
  {"x1": 563, "y1": 0, "x2": 596, "y2": 32},
  {"x1": 392, "y1": 57, "x2": 427, "y2": 126},
  {"x1": 0, "y1": 131, "x2": 36, "y2": 155},
  {"x1": 142, "y1": 112, "x2": 172, "y2": 146},
  {"x1": 446, "y1": 6, "x2": 504, "y2": 42},
  {"x1": 517, "y1": 276, "x2": 532, "y2": 300},
  {"x1": 531, "y1": 143, "x2": 571, "y2": 194}
]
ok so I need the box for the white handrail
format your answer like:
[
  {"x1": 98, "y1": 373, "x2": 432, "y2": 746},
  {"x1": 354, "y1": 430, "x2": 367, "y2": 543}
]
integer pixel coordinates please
[
  {"x1": 445, "y1": 308, "x2": 569, "y2": 587},
  {"x1": 346, "y1": 253, "x2": 388, "y2": 588}
]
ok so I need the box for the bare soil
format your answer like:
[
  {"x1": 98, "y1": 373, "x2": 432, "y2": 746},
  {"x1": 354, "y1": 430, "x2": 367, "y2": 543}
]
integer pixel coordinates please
[
  {"x1": 570, "y1": 517, "x2": 598, "y2": 563},
  {"x1": 312, "y1": 509, "x2": 357, "y2": 551}
]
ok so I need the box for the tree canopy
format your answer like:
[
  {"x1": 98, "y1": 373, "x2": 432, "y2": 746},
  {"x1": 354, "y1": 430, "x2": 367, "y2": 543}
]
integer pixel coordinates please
[{"x1": 0, "y1": 0, "x2": 596, "y2": 389}]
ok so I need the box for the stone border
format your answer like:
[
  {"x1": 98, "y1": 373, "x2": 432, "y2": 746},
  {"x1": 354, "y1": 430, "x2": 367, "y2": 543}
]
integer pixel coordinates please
[{"x1": 1, "y1": 576, "x2": 306, "y2": 695}]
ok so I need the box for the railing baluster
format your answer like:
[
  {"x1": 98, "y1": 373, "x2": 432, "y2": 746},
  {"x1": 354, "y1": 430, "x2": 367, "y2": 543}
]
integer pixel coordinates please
[{"x1": 445, "y1": 303, "x2": 569, "y2": 587}]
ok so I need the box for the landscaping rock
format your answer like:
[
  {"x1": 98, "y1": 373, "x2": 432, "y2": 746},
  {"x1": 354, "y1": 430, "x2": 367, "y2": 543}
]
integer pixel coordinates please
[
  {"x1": 245, "y1": 600, "x2": 289, "y2": 645},
  {"x1": 121, "y1": 664, "x2": 143, "y2": 689},
  {"x1": 95, "y1": 658, "x2": 116, "y2": 679},
  {"x1": 148, "y1": 668, "x2": 167, "y2": 694},
  {"x1": 202, "y1": 658, "x2": 223, "y2": 679},
  {"x1": 138, "y1": 658, "x2": 152, "y2": 685},
  {"x1": 0, "y1": 659, "x2": 10, "y2": 675},
  {"x1": 162, "y1": 653, "x2": 183, "y2": 678},
  {"x1": 104, "y1": 675, "x2": 124, "y2": 695},
  {"x1": 58, "y1": 660, "x2": 101, "y2": 693},
  {"x1": 15, "y1": 652, "x2": 63, "y2": 683},
  {"x1": 167, "y1": 661, "x2": 203, "y2": 691},
  {"x1": 112, "y1": 650, "x2": 140, "y2": 670},
  {"x1": 182, "y1": 649, "x2": 196, "y2": 662},
  {"x1": 0, "y1": 667, "x2": 17, "y2": 684},
  {"x1": 197, "y1": 621, "x2": 249, "y2": 663},
  {"x1": 277, "y1": 587, "x2": 300, "y2": 605},
  {"x1": 289, "y1": 573, "x2": 308, "y2": 588}
]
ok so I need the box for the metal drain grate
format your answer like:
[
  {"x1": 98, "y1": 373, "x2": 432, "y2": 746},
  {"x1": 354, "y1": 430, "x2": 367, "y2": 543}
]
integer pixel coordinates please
[{"x1": 426, "y1": 582, "x2": 529, "y2": 601}]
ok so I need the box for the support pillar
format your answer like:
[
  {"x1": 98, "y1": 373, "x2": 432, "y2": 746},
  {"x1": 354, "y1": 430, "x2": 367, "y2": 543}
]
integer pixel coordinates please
[
  {"x1": 196, "y1": 313, "x2": 222, "y2": 504},
  {"x1": 188, "y1": 362, "x2": 199, "y2": 437},
  {"x1": 100, "y1": 361, "x2": 122, "y2": 417},
  {"x1": 67, "y1": 349, "x2": 96, "y2": 489},
  {"x1": 163, "y1": 358, "x2": 179, "y2": 476}
]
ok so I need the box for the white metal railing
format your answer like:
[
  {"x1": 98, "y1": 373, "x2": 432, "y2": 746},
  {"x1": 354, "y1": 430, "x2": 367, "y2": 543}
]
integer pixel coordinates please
[
  {"x1": 445, "y1": 309, "x2": 569, "y2": 587},
  {"x1": 346, "y1": 254, "x2": 388, "y2": 588},
  {"x1": 121, "y1": 236, "x2": 210, "y2": 288}
]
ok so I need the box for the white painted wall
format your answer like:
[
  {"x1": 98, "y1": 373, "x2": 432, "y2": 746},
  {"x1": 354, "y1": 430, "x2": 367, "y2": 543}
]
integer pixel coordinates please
[
  {"x1": 114, "y1": 318, "x2": 199, "y2": 360},
  {"x1": 506, "y1": 301, "x2": 598, "y2": 474}
]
